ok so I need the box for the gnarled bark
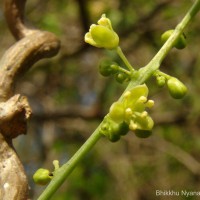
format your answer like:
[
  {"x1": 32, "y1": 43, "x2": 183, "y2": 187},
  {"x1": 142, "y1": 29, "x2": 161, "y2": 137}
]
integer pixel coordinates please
[{"x1": 0, "y1": 0, "x2": 60, "y2": 199}]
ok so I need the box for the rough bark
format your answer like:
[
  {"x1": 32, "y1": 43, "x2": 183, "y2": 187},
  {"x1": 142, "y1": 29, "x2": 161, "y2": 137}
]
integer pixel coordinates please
[{"x1": 0, "y1": 0, "x2": 60, "y2": 199}]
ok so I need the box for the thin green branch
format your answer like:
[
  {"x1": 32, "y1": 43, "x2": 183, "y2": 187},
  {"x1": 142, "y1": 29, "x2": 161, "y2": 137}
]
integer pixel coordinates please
[
  {"x1": 116, "y1": 46, "x2": 135, "y2": 72},
  {"x1": 154, "y1": 70, "x2": 171, "y2": 79},
  {"x1": 117, "y1": 66, "x2": 132, "y2": 75},
  {"x1": 37, "y1": 122, "x2": 103, "y2": 200}
]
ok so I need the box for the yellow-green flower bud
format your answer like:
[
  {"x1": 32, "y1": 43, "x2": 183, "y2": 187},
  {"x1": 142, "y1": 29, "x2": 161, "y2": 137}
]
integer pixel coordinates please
[
  {"x1": 99, "y1": 59, "x2": 119, "y2": 76},
  {"x1": 161, "y1": 29, "x2": 173, "y2": 44},
  {"x1": 107, "y1": 84, "x2": 154, "y2": 140},
  {"x1": 108, "y1": 130, "x2": 121, "y2": 142},
  {"x1": 115, "y1": 73, "x2": 127, "y2": 84},
  {"x1": 135, "y1": 129, "x2": 152, "y2": 138},
  {"x1": 84, "y1": 15, "x2": 119, "y2": 49},
  {"x1": 161, "y1": 29, "x2": 186, "y2": 49},
  {"x1": 100, "y1": 116, "x2": 129, "y2": 142},
  {"x1": 100, "y1": 117, "x2": 120, "y2": 142},
  {"x1": 107, "y1": 121, "x2": 129, "y2": 142},
  {"x1": 156, "y1": 76, "x2": 166, "y2": 87},
  {"x1": 33, "y1": 168, "x2": 53, "y2": 185},
  {"x1": 167, "y1": 77, "x2": 187, "y2": 99},
  {"x1": 118, "y1": 122, "x2": 129, "y2": 136}
]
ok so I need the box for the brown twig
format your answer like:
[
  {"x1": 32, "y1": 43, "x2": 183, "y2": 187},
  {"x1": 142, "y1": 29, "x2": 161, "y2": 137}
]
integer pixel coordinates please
[{"x1": 0, "y1": 0, "x2": 60, "y2": 199}]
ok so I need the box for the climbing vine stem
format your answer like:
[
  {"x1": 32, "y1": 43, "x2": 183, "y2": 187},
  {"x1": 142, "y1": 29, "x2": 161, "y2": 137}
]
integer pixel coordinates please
[{"x1": 38, "y1": 0, "x2": 200, "y2": 199}]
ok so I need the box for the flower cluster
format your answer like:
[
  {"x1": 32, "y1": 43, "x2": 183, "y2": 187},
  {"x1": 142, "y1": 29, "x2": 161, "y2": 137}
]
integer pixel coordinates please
[
  {"x1": 101, "y1": 84, "x2": 154, "y2": 141},
  {"x1": 98, "y1": 59, "x2": 131, "y2": 84},
  {"x1": 155, "y1": 72, "x2": 187, "y2": 99},
  {"x1": 84, "y1": 16, "x2": 187, "y2": 141}
]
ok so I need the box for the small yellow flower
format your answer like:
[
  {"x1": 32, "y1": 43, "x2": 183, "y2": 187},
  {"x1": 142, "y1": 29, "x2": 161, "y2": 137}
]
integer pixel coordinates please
[
  {"x1": 109, "y1": 84, "x2": 154, "y2": 132},
  {"x1": 84, "y1": 14, "x2": 119, "y2": 49}
]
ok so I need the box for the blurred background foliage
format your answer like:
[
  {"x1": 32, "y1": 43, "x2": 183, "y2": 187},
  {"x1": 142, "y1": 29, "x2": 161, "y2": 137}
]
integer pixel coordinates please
[{"x1": 1, "y1": 0, "x2": 200, "y2": 199}]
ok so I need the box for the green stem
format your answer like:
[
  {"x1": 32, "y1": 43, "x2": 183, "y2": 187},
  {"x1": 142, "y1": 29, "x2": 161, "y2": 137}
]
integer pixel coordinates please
[
  {"x1": 37, "y1": 123, "x2": 103, "y2": 200},
  {"x1": 154, "y1": 70, "x2": 171, "y2": 80},
  {"x1": 127, "y1": 0, "x2": 200, "y2": 90},
  {"x1": 117, "y1": 66, "x2": 132, "y2": 75},
  {"x1": 116, "y1": 46, "x2": 134, "y2": 72}
]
